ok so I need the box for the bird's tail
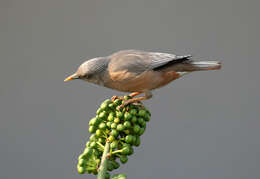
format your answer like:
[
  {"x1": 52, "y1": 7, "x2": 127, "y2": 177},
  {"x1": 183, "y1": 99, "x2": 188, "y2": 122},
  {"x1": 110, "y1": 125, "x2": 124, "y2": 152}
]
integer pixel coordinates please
[{"x1": 188, "y1": 61, "x2": 222, "y2": 71}]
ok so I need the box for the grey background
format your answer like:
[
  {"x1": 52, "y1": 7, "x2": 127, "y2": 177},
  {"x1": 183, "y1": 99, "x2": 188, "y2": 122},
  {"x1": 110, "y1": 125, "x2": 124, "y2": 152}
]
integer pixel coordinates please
[{"x1": 1, "y1": 0, "x2": 260, "y2": 179}]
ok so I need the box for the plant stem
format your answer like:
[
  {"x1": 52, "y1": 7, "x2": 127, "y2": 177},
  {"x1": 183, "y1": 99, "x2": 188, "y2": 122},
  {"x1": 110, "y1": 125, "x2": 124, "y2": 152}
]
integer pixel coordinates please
[
  {"x1": 96, "y1": 142, "x2": 105, "y2": 151},
  {"x1": 97, "y1": 140, "x2": 110, "y2": 179},
  {"x1": 111, "y1": 150, "x2": 123, "y2": 155}
]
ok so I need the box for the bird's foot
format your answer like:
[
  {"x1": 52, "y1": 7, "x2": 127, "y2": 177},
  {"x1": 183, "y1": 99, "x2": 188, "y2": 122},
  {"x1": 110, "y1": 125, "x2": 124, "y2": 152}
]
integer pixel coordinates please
[
  {"x1": 111, "y1": 95, "x2": 124, "y2": 101},
  {"x1": 118, "y1": 99, "x2": 144, "y2": 110},
  {"x1": 111, "y1": 96, "x2": 118, "y2": 101},
  {"x1": 132, "y1": 102, "x2": 144, "y2": 108}
]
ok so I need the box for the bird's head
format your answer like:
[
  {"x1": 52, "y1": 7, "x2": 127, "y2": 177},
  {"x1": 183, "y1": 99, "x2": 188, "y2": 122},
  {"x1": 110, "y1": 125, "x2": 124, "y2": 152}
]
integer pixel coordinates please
[{"x1": 64, "y1": 57, "x2": 109, "y2": 85}]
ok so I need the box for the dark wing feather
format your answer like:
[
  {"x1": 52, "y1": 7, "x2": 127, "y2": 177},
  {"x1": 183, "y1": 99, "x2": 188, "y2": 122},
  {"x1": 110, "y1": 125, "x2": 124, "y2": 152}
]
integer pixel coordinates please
[
  {"x1": 148, "y1": 53, "x2": 192, "y2": 70},
  {"x1": 151, "y1": 54, "x2": 192, "y2": 71}
]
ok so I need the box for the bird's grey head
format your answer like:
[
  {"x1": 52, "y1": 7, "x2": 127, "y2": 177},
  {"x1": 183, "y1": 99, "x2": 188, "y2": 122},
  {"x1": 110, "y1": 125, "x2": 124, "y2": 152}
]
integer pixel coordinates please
[{"x1": 64, "y1": 57, "x2": 109, "y2": 86}]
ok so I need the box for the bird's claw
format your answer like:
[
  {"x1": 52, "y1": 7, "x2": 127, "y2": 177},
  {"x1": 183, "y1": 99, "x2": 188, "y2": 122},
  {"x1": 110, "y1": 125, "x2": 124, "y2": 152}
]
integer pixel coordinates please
[
  {"x1": 117, "y1": 104, "x2": 125, "y2": 111},
  {"x1": 132, "y1": 102, "x2": 144, "y2": 108},
  {"x1": 117, "y1": 100, "x2": 144, "y2": 110},
  {"x1": 111, "y1": 96, "x2": 118, "y2": 101},
  {"x1": 111, "y1": 96, "x2": 124, "y2": 101}
]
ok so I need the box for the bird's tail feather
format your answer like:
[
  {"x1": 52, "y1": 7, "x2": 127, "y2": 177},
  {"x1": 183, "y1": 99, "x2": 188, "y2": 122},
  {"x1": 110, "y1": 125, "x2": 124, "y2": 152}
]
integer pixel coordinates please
[{"x1": 189, "y1": 61, "x2": 222, "y2": 71}]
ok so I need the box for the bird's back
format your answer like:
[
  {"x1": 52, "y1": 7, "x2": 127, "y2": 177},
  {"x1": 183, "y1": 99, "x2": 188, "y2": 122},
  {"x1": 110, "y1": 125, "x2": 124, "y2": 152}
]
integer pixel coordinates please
[{"x1": 108, "y1": 50, "x2": 191, "y2": 74}]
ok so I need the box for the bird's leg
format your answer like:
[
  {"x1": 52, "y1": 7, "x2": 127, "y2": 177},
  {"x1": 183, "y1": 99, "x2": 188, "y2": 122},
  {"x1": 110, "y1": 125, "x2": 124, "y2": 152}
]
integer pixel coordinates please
[
  {"x1": 111, "y1": 95, "x2": 124, "y2": 101},
  {"x1": 129, "y1": 92, "x2": 143, "y2": 107},
  {"x1": 118, "y1": 91, "x2": 152, "y2": 110},
  {"x1": 112, "y1": 92, "x2": 141, "y2": 102},
  {"x1": 111, "y1": 96, "x2": 118, "y2": 101},
  {"x1": 129, "y1": 92, "x2": 142, "y2": 97}
]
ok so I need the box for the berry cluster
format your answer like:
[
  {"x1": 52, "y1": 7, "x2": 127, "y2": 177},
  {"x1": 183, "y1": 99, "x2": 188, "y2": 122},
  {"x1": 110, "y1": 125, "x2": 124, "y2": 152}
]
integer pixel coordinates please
[{"x1": 77, "y1": 96, "x2": 151, "y2": 178}]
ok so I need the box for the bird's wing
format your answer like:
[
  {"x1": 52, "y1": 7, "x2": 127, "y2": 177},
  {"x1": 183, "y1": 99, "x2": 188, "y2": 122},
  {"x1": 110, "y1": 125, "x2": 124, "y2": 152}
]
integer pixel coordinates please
[
  {"x1": 109, "y1": 50, "x2": 191, "y2": 74},
  {"x1": 148, "y1": 52, "x2": 192, "y2": 70}
]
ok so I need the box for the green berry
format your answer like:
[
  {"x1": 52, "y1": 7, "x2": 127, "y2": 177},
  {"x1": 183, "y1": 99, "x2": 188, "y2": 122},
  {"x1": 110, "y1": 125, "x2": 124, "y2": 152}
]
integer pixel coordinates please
[
  {"x1": 77, "y1": 165, "x2": 86, "y2": 174},
  {"x1": 111, "y1": 123, "x2": 117, "y2": 129},
  {"x1": 78, "y1": 154, "x2": 85, "y2": 161},
  {"x1": 85, "y1": 141, "x2": 91, "y2": 147},
  {"x1": 144, "y1": 114, "x2": 151, "y2": 122},
  {"x1": 107, "y1": 161, "x2": 114, "y2": 171},
  {"x1": 114, "y1": 117, "x2": 120, "y2": 124},
  {"x1": 99, "y1": 122, "x2": 106, "y2": 130},
  {"x1": 124, "y1": 112, "x2": 132, "y2": 121},
  {"x1": 95, "y1": 116, "x2": 102, "y2": 123},
  {"x1": 105, "y1": 129, "x2": 110, "y2": 135},
  {"x1": 116, "y1": 111, "x2": 124, "y2": 119},
  {"x1": 124, "y1": 129, "x2": 130, "y2": 135},
  {"x1": 117, "y1": 124, "x2": 125, "y2": 131},
  {"x1": 114, "y1": 99, "x2": 122, "y2": 106},
  {"x1": 111, "y1": 129, "x2": 119, "y2": 137},
  {"x1": 96, "y1": 129, "x2": 103, "y2": 137},
  {"x1": 117, "y1": 173, "x2": 127, "y2": 179},
  {"x1": 83, "y1": 147, "x2": 92, "y2": 158},
  {"x1": 110, "y1": 111, "x2": 116, "y2": 116},
  {"x1": 89, "y1": 117, "x2": 97, "y2": 126},
  {"x1": 122, "y1": 147, "x2": 130, "y2": 155},
  {"x1": 131, "y1": 116, "x2": 137, "y2": 123},
  {"x1": 86, "y1": 168, "x2": 92, "y2": 174},
  {"x1": 103, "y1": 99, "x2": 112, "y2": 104},
  {"x1": 108, "y1": 114, "x2": 114, "y2": 122},
  {"x1": 96, "y1": 108, "x2": 103, "y2": 115},
  {"x1": 92, "y1": 169, "x2": 98, "y2": 175},
  {"x1": 122, "y1": 143, "x2": 131, "y2": 148},
  {"x1": 108, "y1": 135, "x2": 115, "y2": 142},
  {"x1": 96, "y1": 158, "x2": 101, "y2": 165},
  {"x1": 108, "y1": 103, "x2": 115, "y2": 109},
  {"x1": 128, "y1": 146, "x2": 134, "y2": 155},
  {"x1": 133, "y1": 124, "x2": 141, "y2": 134},
  {"x1": 98, "y1": 111, "x2": 107, "y2": 120},
  {"x1": 121, "y1": 107, "x2": 127, "y2": 112},
  {"x1": 138, "y1": 127, "x2": 145, "y2": 136},
  {"x1": 120, "y1": 155, "x2": 128, "y2": 164},
  {"x1": 100, "y1": 102, "x2": 108, "y2": 110},
  {"x1": 111, "y1": 160, "x2": 120, "y2": 169},
  {"x1": 130, "y1": 109, "x2": 137, "y2": 116},
  {"x1": 138, "y1": 109, "x2": 147, "y2": 117},
  {"x1": 125, "y1": 135, "x2": 134, "y2": 144},
  {"x1": 105, "y1": 172, "x2": 110, "y2": 179},
  {"x1": 138, "y1": 118, "x2": 145, "y2": 125},
  {"x1": 78, "y1": 158, "x2": 86, "y2": 166},
  {"x1": 146, "y1": 109, "x2": 151, "y2": 116},
  {"x1": 112, "y1": 174, "x2": 120, "y2": 179},
  {"x1": 123, "y1": 121, "x2": 131, "y2": 129},
  {"x1": 132, "y1": 135, "x2": 136, "y2": 144},
  {"x1": 90, "y1": 142, "x2": 97, "y2": 149},
  {"x1": 106, "y1": 121, "x2": 112, "y2": 128},
  {"x1": 140, "y1": 120, "x2": 146, "y2": 128},
  {"x1": 134, "y1": 136, "x2": 141, "y2": 146},
  {"x1": 89, "y1": 126, "x2": 96, "y2": 134},
  {"x1": 90, "y1": 134, "x2": 97, "y2": 141},
  {"x1": 98, "y1": 138, "x2": 105, "y2": 144},
  {"x1": 110, "y1": 141, "x2": 118, "y2": 149}
]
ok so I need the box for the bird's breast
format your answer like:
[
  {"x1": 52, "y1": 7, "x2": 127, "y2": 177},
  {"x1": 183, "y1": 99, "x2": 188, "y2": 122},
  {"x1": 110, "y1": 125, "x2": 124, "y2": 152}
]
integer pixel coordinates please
[{"x1": 104, "y1": 70, "x2": 180, "y2": 92}]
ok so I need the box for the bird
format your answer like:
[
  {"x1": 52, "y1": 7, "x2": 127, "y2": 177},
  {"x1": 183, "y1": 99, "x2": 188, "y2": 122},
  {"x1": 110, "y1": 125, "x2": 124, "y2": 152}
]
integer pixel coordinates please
[{"x1": 64, "y1": 49, "x2": 221, "y2": 108}]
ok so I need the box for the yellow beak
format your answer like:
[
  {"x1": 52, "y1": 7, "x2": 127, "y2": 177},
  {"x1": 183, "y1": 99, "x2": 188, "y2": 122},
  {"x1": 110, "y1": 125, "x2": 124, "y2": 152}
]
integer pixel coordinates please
[{"x1": 64, "y1": 73, "x2": 78, "y2": 82}]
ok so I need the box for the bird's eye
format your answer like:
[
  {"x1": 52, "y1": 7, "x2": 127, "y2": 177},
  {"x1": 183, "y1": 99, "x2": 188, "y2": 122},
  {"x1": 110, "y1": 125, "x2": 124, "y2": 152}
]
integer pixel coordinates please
[{"x1": 85, "y1": 74, "x2": 93, "y2": 79}]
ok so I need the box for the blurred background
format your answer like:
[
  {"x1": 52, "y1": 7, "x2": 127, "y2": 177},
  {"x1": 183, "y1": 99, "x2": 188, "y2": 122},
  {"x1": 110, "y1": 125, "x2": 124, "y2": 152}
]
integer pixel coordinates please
[{"x1": 1, "y1": 0, "x2": 260, "y2": 179}]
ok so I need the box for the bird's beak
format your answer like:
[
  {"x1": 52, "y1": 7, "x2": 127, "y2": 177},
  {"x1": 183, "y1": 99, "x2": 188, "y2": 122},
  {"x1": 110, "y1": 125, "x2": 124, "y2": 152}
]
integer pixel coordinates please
[{"x1": 64, "y1": 73, "x2": 78, "y2": 82}]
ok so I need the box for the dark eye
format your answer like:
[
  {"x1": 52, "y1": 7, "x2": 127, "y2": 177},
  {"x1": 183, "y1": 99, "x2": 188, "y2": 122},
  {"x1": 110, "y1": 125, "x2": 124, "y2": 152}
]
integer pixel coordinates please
[{"x1": 85, "y1": 74, "x2": 93, "y2": 79}]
